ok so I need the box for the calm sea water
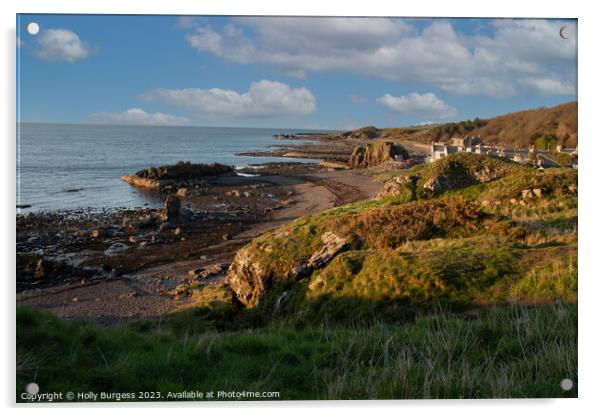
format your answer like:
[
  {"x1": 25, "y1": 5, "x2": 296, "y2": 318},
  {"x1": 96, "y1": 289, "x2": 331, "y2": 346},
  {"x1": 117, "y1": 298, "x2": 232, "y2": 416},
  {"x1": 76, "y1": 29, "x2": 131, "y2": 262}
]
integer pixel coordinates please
[{"x1": 17, "y1": 123, "x2": 326, "y2": 212}]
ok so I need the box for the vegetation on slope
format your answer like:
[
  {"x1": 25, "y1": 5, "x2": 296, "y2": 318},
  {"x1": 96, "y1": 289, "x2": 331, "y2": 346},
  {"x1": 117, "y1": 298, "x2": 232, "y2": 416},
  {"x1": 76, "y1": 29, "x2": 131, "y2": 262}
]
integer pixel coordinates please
[
  {"x1": 16, "y1": 153, "x2": 578, "y2": 401},
  {"x1": 226, "y1": 154, "x2": 577, "y2": 322},
  {"x1": 345, "y1": 101, "x2": 577, "y2": 148}
]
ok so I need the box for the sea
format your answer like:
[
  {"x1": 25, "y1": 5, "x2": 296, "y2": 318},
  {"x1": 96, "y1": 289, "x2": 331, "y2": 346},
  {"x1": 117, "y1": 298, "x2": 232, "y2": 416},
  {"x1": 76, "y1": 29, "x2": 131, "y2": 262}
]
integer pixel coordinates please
[{"x1": 16, "y1": 123, "x2": 328, "y2": 213}]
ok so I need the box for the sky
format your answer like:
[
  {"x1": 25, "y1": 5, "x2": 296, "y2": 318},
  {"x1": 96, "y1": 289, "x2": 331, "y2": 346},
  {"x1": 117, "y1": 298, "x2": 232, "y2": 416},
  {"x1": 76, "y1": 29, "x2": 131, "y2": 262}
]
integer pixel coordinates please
[{"x1": 16, "y1": 14, "x2": 577, "y2": 130}]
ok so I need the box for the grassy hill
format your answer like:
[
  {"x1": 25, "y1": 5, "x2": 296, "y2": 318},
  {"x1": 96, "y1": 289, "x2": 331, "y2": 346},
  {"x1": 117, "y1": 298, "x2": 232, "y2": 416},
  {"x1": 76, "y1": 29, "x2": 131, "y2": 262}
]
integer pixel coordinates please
[
  {"x1": 226, "y1": 154, "x2": 576, "y2": 323},
  {"x1": 347, "y1": 101, "x2": 577, "y2": 148},
  {"x1": 16, "y1": 153, "x2": 578, "y2": 400}
]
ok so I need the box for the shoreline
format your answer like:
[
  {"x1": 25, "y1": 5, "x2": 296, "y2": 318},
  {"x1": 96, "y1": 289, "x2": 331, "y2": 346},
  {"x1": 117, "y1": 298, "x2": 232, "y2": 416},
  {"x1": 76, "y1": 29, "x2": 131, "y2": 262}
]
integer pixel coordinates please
[{"x1": 17, "y1": 141, "x2": 384, "y2": 324}]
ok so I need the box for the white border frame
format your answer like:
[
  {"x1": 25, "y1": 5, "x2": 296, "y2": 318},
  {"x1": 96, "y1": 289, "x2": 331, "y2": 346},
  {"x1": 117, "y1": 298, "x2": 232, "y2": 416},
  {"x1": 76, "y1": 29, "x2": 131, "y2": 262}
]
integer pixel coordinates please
[{"x1": 2, "y1": 1, "x2": 600, "y2": 414}]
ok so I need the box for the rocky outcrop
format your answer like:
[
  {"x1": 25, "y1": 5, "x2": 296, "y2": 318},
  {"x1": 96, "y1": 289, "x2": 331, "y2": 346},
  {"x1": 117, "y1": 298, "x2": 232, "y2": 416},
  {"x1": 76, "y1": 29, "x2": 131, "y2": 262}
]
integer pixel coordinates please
[
  {"x1": 375, "y1": 175, "x2": 418, "y2": 199},
  {"x1": 422, "y1": 175, "x2": 474, "y2": 194},
  {"x1": 378, "y1": 154, "x2": 524, "y2": 198},
  {"x1": 227, "y1": 232, "x2": 349, "y2": 307},
  {"x1": 16, "y1": 254, "x2": 96, "y2": 290},
  {"x1": 121, "y1": 161, "x2": 233, "y2": 189},
  {"x1": 422, "y1": 162, "x2": 515, "y2": 195},
  {"x1": 307, "y1": 232, "x2": 349, "y2": 269},
  {"x1": 226, "y1": 246, "x2": 270, "y2": 307},
  {"x1": 273, "y1": 133, "x2": 297, "y2": 139},
  {"x1": 348, "y1": 141, "x2": 408, "y2": 169}
]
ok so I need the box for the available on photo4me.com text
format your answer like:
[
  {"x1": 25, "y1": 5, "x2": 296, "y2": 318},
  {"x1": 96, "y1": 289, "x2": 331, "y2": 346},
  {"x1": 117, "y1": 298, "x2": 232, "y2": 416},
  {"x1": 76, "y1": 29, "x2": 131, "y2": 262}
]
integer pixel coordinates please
[{"x1": 20, "y1": 389, "x2": 281, "y2": 402}]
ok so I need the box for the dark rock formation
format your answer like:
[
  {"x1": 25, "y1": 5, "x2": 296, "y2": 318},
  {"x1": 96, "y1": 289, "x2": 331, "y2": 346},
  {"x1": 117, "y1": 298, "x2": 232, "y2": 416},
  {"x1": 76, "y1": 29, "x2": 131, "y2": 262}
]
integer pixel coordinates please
[
  {"x1": 164, "y1": 195, "x2": 181, "y2": 221},
  {"x1": 17, "y1": 254, "x2": 95, "y2": 290},
  {"x1": 121, "y1": 161, "x2": 233, "y2": 189}
]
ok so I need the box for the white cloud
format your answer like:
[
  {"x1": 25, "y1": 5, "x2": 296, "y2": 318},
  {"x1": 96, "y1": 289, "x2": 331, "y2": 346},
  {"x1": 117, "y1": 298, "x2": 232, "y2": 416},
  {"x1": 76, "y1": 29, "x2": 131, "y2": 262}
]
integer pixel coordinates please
[
  {"x1": 141, "y1": 80, "x2": 316, "y2": 119},
  {"x1": 183, "y1": 18, "x2": 577, "y2": 98},
  {"x1": 377, "y1": 92, "x2": 458, "y2": 119},
  {"x1": 33, "y1": 28, "x2": 91, "y2": 62},
  {"x1": 89, "y1": 108, "x2": 190, "y2": 126},
  {"x1": 520, "y1": 77, "x2": 575, "y2": 96}
]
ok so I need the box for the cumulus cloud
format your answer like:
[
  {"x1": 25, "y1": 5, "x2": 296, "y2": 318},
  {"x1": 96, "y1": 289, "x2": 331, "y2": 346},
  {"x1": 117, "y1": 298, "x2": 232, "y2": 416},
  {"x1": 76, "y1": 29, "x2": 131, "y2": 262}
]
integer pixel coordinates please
[
  {"x1": 377, "y1": 92, "x2": 458, "y2": 119},
  {"x1": 33, "y1": 28, "x2": 91, "y2": 62},
  {"x1": 183, "y1": 18, "x2": 576, "y2": 97},
  {"x1": 89, "y1": 108, "x2": 190, "y2": 126},
  {"x1": 140, "y1": 80, "x2": 316, "y2": 119}
]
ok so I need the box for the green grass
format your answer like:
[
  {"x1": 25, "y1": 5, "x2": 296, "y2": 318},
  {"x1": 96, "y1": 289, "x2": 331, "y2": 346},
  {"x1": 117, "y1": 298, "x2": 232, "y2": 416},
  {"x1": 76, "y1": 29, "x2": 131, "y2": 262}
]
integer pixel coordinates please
[
  {"x1": 16, "y1": 153, "x2": 578, "y2": 401},
  {"x1": 510, "y1": 254, "x2": 577, "y2": 303},
  {"x1": 16, "y1": 303, "x2": 577, "y2": 401},
  {"x1": 226, "y1": 177, "x2": 576, "y2": 317}
]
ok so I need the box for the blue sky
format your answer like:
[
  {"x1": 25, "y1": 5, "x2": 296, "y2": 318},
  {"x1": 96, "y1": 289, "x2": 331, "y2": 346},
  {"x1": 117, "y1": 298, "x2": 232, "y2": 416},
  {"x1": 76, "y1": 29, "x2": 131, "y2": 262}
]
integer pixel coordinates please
[{"x1": 17, "y1": 14, "x2": 577, "y2": 129}]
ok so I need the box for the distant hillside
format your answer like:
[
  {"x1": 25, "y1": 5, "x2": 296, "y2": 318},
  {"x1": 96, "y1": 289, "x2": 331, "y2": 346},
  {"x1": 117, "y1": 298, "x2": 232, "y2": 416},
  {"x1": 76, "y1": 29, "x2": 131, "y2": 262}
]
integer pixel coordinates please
[{"x1": 345, "y1": 101, "x2": 577, "y2": 148}]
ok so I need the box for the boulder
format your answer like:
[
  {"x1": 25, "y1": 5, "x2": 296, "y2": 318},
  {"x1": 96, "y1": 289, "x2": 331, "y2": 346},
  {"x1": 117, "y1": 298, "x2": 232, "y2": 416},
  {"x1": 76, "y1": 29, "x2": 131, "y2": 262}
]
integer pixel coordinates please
[
  {"x1": 227, "y1": 232, "x2": 348, "y2": 307},
  {"x1": 227, "y1": 247, "x2": 270, "y2": 307},
  {"x1": 164, "y1": 195, "x2": 180, "y2": 220},
  {"x1": 307, "y1": 232, "x2": 349, "y2": 269}
]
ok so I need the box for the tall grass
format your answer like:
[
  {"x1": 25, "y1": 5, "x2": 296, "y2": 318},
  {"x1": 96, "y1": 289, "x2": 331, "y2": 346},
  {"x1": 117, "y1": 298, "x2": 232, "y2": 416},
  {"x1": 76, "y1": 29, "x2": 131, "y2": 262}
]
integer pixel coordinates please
[{"x1": 17, "y1": 303, "x2": 577, "y2": 401}]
